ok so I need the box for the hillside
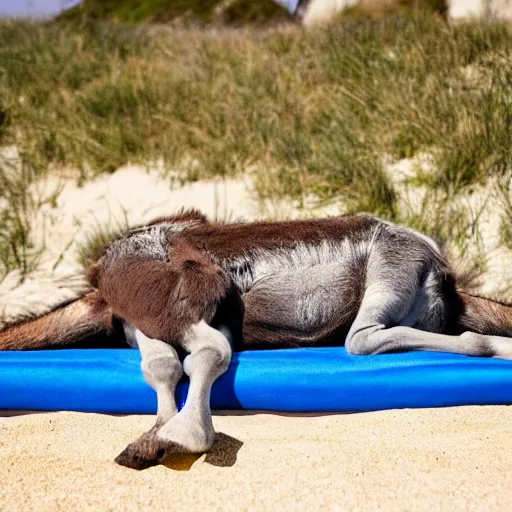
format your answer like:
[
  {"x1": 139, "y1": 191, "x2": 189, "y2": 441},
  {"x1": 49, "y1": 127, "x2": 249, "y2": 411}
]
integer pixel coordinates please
[{"x1": 58, "y1": 0, "x2": 293, "y2": 26}]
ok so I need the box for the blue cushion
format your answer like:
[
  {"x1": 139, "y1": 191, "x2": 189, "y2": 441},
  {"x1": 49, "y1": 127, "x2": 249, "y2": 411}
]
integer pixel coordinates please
[{"x1": 1, "y1": 347, "x2": 512, "y2": 414}]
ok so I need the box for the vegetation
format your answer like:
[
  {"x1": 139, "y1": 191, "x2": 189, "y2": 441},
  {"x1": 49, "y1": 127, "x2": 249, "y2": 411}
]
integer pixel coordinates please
[
  {"x1": 0, "y1": 156, "x2": 38, "y2": 278},
  {"x1": 1, "y1": 8, "x2": 512, "y2": 280},
  {"x1": 76, "y1": 216, "x2": 130, "y2": 269},
  {"x1": 58, "y1": 0, "x2": 293, "y2": 26}
]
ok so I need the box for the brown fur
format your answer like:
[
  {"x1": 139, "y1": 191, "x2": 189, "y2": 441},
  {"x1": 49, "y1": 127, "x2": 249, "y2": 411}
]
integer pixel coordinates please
[
  {"x1": 0, "y1": 291, "x2": 117, "y2": 350},
  {"x1": 1, "y1": 213, "x2": 511, "y2": 351},
  {"x1": 87, "y1": 208, "x2": 209, "y2": 289},
  {"x1": 183, "y1": 214, "x2": 376, "y2": 349},
  {"x1": 185, "y1": 214, "x2": 376, "y2": 260},
  {"x1": 97, "y1": 239, "x2": 231, "y2": 344},
  {"x1": 455, "y1": 292, "x2": 512, "y2": 337},
  {"x1": 142, "y1": 208, "x2": 209, "y2": 228}
]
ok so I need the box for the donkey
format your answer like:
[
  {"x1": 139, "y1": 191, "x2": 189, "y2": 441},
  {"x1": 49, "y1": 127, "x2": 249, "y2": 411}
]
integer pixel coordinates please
[{"x1": 1, "y1": 209, "x2": 511, "y2": 470}]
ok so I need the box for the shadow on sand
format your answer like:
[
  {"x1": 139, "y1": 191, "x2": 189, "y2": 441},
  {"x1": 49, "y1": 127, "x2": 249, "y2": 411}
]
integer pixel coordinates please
[{"x1": 162, "y1": 432, "x2": 244, "y2": 471}]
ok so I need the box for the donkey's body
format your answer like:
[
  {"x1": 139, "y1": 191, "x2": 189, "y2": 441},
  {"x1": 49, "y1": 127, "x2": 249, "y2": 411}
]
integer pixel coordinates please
[{"x1": 1, "y1": 211, "x2": 512, "y2": 469}]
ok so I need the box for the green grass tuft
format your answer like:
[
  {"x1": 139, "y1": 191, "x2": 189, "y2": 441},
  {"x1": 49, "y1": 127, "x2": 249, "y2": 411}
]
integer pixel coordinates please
[
  {"x1": 76, "y1": 220, "x2": 129, "y2": 269},
  {"x1": 0, "y1": 156, "x2": 39, "y2": 282}
]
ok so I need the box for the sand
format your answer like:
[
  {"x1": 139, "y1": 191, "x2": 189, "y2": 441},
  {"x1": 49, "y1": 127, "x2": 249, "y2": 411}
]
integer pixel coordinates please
[
  {"x1": 2, "y1": 158, "x2": 512, "y2": 511},
  {"x1": 1, "y1": 406, "x2": 512, "y2": 511}
]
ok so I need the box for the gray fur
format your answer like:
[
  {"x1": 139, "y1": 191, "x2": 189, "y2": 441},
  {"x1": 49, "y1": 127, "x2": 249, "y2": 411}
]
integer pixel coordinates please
[
  {"x1": 135, "y1": 328, "x2": 183, "y2": 426},
  {"x1": 224, "y1": 224, "x2": 378, "y2": 294},
  {"x1": 113, "y1": 214, "x2": 512, "y2": 469},
  {"x1": 105, "y1": 224, "x2": 186, "y2": 265},
  {"x1": 155, "y1": 320, "x2": 231, "y2": 454}
]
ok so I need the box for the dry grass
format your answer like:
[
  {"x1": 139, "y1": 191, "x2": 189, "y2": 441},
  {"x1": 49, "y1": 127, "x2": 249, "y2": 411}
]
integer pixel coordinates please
[{"x1": 1, "y1": 11, "x2": 512, "y2": 278}]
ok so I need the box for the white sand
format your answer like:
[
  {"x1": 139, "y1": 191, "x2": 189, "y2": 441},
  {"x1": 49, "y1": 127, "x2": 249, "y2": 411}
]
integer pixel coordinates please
[{"x1": 2, "y1": 407, "x2": 512, "y2": 511}]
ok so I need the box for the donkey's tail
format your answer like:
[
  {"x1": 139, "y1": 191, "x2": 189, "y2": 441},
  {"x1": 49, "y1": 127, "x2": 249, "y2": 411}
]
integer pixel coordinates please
[
  {"x1": 0, "y1": 290, "x2": 122, "y2": 350},
  {"x1": 454, "y1": 291, "x2": 512, "y2": 338}
]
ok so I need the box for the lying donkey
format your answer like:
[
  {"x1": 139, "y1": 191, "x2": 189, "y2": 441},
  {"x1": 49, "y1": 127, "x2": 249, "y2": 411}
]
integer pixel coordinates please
[{"x1": 1, "y1": 210, "x2": 511, "y2": 470}]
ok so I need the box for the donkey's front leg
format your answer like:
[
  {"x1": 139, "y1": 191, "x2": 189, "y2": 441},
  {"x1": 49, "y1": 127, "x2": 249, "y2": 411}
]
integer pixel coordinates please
[
  {"x1": 115, "y1": 328, "x2": 183, "y2": 470},
  {"x1": 121, "y1": 324, "x2": 183, "y2": 425},
  {"x1": 158, "y1": 321, "x2": 232, "y2": 451},
  {"x1": 116, "y1": 321, "x2": 232, "y2": 470},
  {"x1": 136, "y1": 329, "x2": 183, "y2": 426}
]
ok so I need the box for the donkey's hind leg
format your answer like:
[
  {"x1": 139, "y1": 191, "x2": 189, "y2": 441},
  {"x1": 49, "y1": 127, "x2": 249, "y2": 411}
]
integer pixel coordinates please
[
  {"x1": 154, "y1": 320, "x2": 232, "y2": 452},
  {"x1": 345, "y1": 279, "x2": 512, "y2": 359},
  {"x1": 115, "y1": 328, "x2": 184, "y2": 470},
  {"x1": 137, "y1": 329, "x2": 183, "y2": 426},
  {"x1": 348, "y1": 324, "x2": 512, "y2": 359},
  {"x1": 122, "y1": 322, "x2": 183, "y2": 425},
  {"x1": 116, "y1": 321, "x2": 232, "y2": 470}
]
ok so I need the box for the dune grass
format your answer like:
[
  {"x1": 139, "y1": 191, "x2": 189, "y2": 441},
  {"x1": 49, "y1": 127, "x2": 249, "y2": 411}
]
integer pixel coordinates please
[
  {"x1": 0, "y1": 158, "x2": 37, "y2": 279},
  {"x1": 1, "y1": 11, "x2": 512, "y2": 280}
]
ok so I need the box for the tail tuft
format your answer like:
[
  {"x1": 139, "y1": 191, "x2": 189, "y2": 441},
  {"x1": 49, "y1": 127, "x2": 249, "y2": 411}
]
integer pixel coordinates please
[
  {"x1": 454, "y1": 291, "x2": 512, "y2": 337},
  {"x1": 0, "y1": 291, "x2": 124, "y2": 350}
]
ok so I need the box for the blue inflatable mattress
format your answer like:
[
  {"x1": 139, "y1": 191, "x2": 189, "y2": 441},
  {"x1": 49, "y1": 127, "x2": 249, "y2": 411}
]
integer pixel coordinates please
[{"x1": 1, "y1": 347, "x2": 512, "y2": 414}]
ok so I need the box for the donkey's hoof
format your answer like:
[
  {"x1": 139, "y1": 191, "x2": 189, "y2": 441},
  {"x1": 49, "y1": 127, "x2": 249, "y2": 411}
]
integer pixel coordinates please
[{"x1": 115, "y1": 435, "x2": 188, "y2": 470}]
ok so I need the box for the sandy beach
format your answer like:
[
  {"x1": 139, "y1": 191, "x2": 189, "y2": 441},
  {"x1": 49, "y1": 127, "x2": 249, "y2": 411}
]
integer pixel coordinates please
[
  {"x1": 2, "y1": 406, "x2": 512, "y2": 511},
  {"x1": 1, "y1": 170, "x2": 512, "y2": 511}
]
